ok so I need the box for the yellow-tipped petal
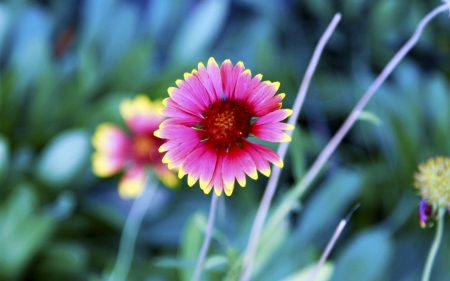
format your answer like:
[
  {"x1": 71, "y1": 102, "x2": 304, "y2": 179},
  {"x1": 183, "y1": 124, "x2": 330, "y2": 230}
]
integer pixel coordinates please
[
  {"x1": 178, "y1": 167, "x2": 187, "y2": 179},
  {"x1": 200, "y1": 178, "x2": 211, "y2": 190},
  {"x1": 272, "y1": 82, "x2": 280, "y2": 91},
  {"x1": 259, "y1": 167, "x2": 271, "y2": 177},
  {"x1": 223, "y1": 179, "x2": 235, "y2": 193},
  {"x1": 154, "y1": 129, "x2": 162, "y2": 138},
  {"x1": 273, "y1": 158, "x2": 284, "y2": 168},
  {"x1": 285, "y1": 109, "x2": 293, "y2": 117},
  {"x1": 243, "y1": 69, "x2": 251, "y2": 76},
  {"x1": 214, "y1": 187, "x2": 223, "y2": 196},
  {"x1": 187, "y1": 175, "x2": 197, "y2": 187},
  {"x1": 280, "y1": 133, "x2": 292, "y2": 142},
  {"x1": 167, "y1": 87, "x2": 176, "y2": 96},
  {"x1": 91, "y1": 153, "x2": 121, "y2": 178},
  {"x1": 118, "y1": 173, "x2": 145, "y2": 199},
  {"x1": 278, "y1": 93, "x2": 286, "y2": 100},
  {"x1": 236, "y1": 61, "x2": 245, "y2": 68},
  {"x1": 285, "y1": 124, "x2": 295, "y2": 130},
  {"x1": 161, "y1": 153, "x2": 171, "y2": 164},
  {"x1": 248, "y1": 168, "x2": 258, "y2": 180},
  {"x1": 167, "y1": 162, "x2": 176, "y2": 170},
  {"x1": 203, "y1": 186, "x2": 213, "y2": 194},
  {"x1": 237, "y1": 177, "x2": 246, "y2": 187},
  {"x1": 222, "y1": 59, "x2": 232, "y2": 65},
  {"x1": 159, "y1": 171, "x2": 180, "y2": 188},
  {"x1": 198, "y1": 62, "x2": 205, "y2": 69},
  {"x1": 158, "y1": 143, "x2": 168, "y2": 153},
  {"x1": 224, "y1": 187, "x2": 233, "y2": 196},
  {"x1": 119, "y1": 99, "x2": 133, "y2": 121},
  {"x1": 175, "y1": 79, "x2": 183, "y2": 87},
  {"x1": 91, "y1": 123, "x2": 116, "y2": 149},
  {"x1": 208, "y1": 57, "x2": 218, "y2": 66}
]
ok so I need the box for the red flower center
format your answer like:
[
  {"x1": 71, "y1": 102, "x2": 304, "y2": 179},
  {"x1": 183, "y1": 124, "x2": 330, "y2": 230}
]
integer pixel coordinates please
[
  {"x1": 200, "y1": 100, "x2": 252, "y2": 148},
  {"x1": 132, "y1": 135, "x2": 155, "y2": 163}
]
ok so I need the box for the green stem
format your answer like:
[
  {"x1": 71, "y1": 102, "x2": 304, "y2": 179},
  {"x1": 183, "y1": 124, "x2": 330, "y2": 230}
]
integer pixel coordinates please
[
  {"x1": 421, "y1": 208, "x2": 445, "y2": 281},
  {"x1": 108, "y1": 177, "x2": 158, "y2": 281}
]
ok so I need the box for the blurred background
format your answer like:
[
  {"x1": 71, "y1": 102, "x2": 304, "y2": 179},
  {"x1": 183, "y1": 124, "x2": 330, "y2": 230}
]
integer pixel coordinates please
[{"x1": 0, "y1": 0, "x2": 450, "y2": 280}]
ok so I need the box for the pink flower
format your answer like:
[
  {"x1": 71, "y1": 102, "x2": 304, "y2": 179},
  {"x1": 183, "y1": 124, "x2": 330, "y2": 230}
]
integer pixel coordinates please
[
  {"x1": 154, "y1": 58, "x2": 293, "y2": 196},
  {"x1": 92, "y1": 95, "x2": 178, "y2": 198}
]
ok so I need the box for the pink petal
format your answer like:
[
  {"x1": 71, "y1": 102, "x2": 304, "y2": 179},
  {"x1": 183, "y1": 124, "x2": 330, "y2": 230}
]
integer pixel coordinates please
[
  {"x1": 222, "y1": 145, "x2": 257, "y2": 191},
  {"x1": 251, "y1": 109, "x2": 293, "y2": 142},
  {"x1": 91, "y1": 152, "x2": 127, "y2": 177},
  {"x1": 245, "y1": 82, "x2": 280, "y2": 115},
  {"x1": 220, "y1": 60, "x2": 245, "y2": 100},
  {"x1": 194, "y1": 61, "x2": 220, "y2": 104},
  {"x1": 180, "y1": 143, "x2": 217, "y2": 188},
  {"x1": 251, "y1": 94, "x2": 285, "y2": 116},
  {"x1": 92, "y1": 124, "x2": 130, "y2": 154},
  {"x1": 204, "y1": 149, "x2": 226, "y2": 196},
  {"x1": 158, "y1": 117, "x2": 200, "y2": 128},
  {"x1": 162, "y1": 97, "x2": 203, "y2": 119},
  {"x1": 233, "y1": 69, "x2": 252, "y2": 100},
  {"x1": 118, "y1": 165, "x2": 147, "y2": 198},
  {"x1": 253, "y1": 109, "x2": 293, "y2": 125},
  {"x1": 155, "y1": 125, "x2": 202, "y2": 169},
  {"x1": 207, "y1": 58, "x2": 223, "y2": 102},
  {"x1": 168, "y1": 86, "x2": 205, "y2": 115},
  {"x1": 154, "y1": 125, "x2": 201, "y2": 139},
  {"x1": 251, "y1": 123, "x2": 292, "y2": 142},
  {"x1": 177, "y1": 73, "x2": 212, "y2": 109},
  {"x1": 127, "y1": 115, "x2": 162, "y2": 135},
  {"x1": 242, "y1": 140, "x2": 283, "y2": 176}
]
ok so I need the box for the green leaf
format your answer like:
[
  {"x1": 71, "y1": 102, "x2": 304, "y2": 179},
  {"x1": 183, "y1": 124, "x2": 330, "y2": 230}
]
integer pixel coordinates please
[
  {"x1": 330, "y1": 229, "x2": 393, "y2": 281},
  {"x1": 35, "y1": 129, "x2": 91, "y2": 188},
  {"x1": 178, "y1": 212, "x2": 207, "y2": 281},
  {"x1": 281, "y1": 262, "x2": 334, "y2": 281}
]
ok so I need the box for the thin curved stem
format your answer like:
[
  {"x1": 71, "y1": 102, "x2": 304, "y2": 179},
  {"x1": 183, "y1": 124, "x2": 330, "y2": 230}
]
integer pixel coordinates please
[
  {"x1": 239, "y1": 13, "x2": 342, "y2": 281},
  {"x1": 421, "y1": 208, "x2": 445, "y2": 281},
  {"x1": 108, "y1": 177, "x2": 158, "y2": 281},
  {"x1": 307, "y1": 220, "x2": 346, "y2": 281},
  {"x1": 263, "y1": 3, "x2": 450, "y2": 249},
  {"x1": 307, "y1": 204, "x2": 358, "y2": 281},
  {"x1": 192, "y1": 193, "x2": 219, "y2": 281}
]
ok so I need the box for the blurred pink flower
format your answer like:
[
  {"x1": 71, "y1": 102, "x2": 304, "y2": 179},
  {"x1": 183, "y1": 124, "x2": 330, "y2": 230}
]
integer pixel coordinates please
[{"x1": 92, "y1": 95, "x2": 178, "y2": 198}]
